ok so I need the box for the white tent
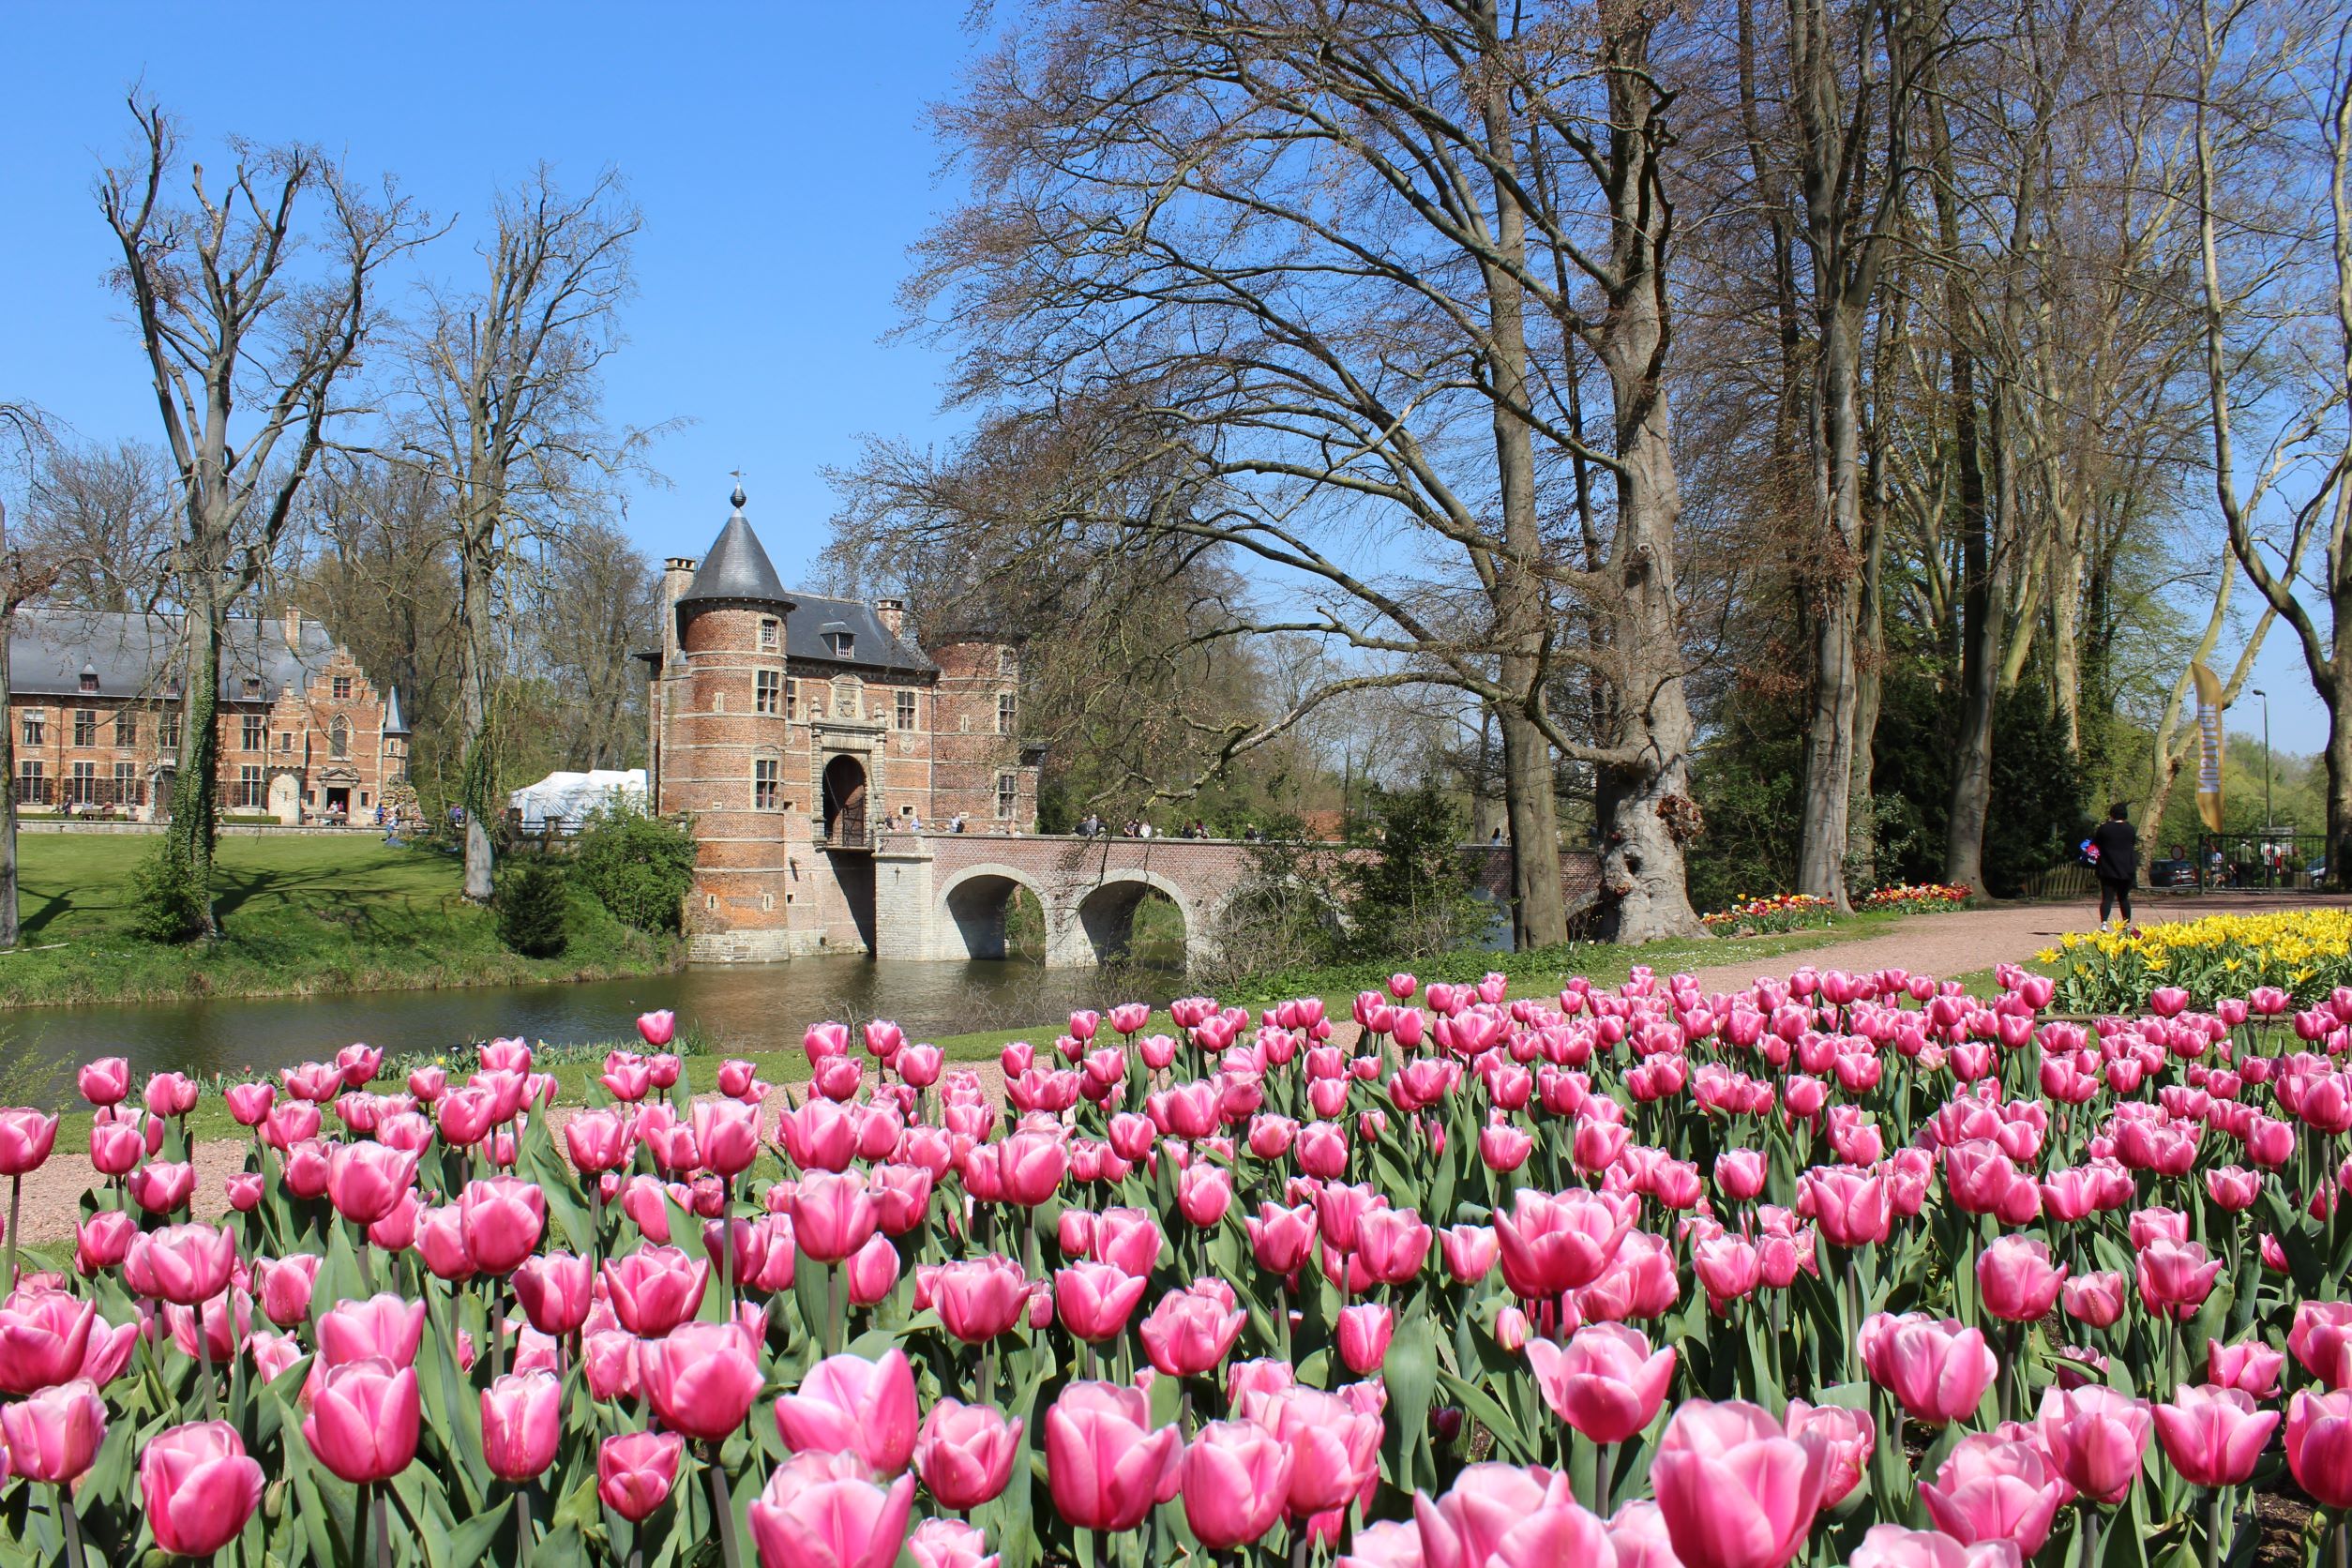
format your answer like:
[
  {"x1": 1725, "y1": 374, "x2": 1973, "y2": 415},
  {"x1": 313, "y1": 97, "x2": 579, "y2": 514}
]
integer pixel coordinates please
[{"x1": 507, "y1": 769, "x2": 646, "y2": 831}]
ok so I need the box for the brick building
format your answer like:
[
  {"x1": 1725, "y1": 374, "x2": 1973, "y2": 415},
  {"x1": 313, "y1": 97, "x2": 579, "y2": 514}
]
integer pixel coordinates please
[
  {"x1": 7, "y1": 608, "x2": 412, "y2": 825},
  {"x1": 647, "y1": 486, "x2": 1041, "y2": 960}
]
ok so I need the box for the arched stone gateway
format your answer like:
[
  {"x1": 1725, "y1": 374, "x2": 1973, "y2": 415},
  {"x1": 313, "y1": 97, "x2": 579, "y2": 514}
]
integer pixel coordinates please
[
  {"x1": 1060, "y1": 870, "x2": 1194, "y2": 967},
  {"x1": 933, "y1": 864, "x2": 1050, "y2": 960}
]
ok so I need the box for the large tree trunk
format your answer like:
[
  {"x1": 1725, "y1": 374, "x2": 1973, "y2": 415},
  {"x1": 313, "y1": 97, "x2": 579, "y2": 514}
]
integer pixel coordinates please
[
  {"x1": 2327, "y1": 675, "x2": 2352, "y2": 892},
  {"x1": 0, "y1": 611, "x2": 17, "y2": 950},
  {"x1": 1944, "y1": 349, "x2": 1998, "y2": 889},
  {"x1": 1796, "y1": 298, "x2": 1869, "y2": 908},
  {"x1": 168, "y1": 570, "x2": 224, "y2": 936},
  {"x1": 1592, "y1": 13, "x2": 1704, "y2": 945},
  {"x1": 458, "y1": 533, "x2": 496, "y2": 903}
]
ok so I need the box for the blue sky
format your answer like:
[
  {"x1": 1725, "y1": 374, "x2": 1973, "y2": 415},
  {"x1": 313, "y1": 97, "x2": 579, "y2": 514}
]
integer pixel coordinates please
[
  {"x1": 0, "y1": 2, "x2": 2333, "y2": 759},
  {"x1": 0, "y1": 3, "x2": 979, "y2": 587}
]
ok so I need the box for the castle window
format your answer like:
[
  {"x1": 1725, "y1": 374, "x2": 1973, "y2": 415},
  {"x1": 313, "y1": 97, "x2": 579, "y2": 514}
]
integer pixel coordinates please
[
  {"x1": 159, "y1": 711, "x2": 182, "y2": 751},
  {"x1": 279, "y1": 731, "x2": 293, "y2": 752},
  {"x1": 15, "y1": 761, "x2": 42, "y2": 805},
  {"x1": 243, "y1": 678, "x2": 261, "y2": 698},
  {"x1": 74, "y1": 710, "x2": 98, "y2": 746},
  {"x1": 79, "y1": 671, "x2": 98, "y2": 694},
  {"x1": 826, "y1": 630, "x2": 854, "y2": 659},
  {"x1": 242, "y1": 716, "x2": 264, "y2": 751},
  {"x1": 69, "y1": 761, "x2": 95, "y2": 805},
  {"x1": 754, "y1": 759, "x2": 780, "y2": 810},
  {"x1": 996, "y1": 772, "x2": 1018, "y2": 819},
  {"x1": 333, "y1": 676, "x2": 353, "y2": 701},
  {"x1": 331, "y1": 716, "x2": 350, "y2": 760},
  {"x1": 237, "y1": 766, "x2": 264, "y2": 807},
  {"x1": 20, "y1": 715, "x2": 40, "y2": 748},
  {"x1": 996, "y1": 693, "x2": 1016, "y2": 735},
  {"x1": 115, "y1": 711, "x2": 138, "y2": 748},
  {"x1": 756, "y1": 670, "x2": 782, "y2": 716},
  {"x1": 896, "y1": 691, "x2": 917, "y2": 731},
  {"x1": 114, "y1": 762, "x2": 140, "y2": 806},
  {"x1": 760, "y1": 618, "x2": 780, "y2": 652},
  {"x1": 785, "y1": 680, "x2": 797, "y2": 721}
]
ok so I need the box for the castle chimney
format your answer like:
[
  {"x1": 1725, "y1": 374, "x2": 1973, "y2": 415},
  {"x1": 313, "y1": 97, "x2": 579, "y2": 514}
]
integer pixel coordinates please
[
  {"x1": 282, "y1": 607, "x2": 302, "y2": 647},
  {"x1": 659, "y1": 557, "x2": 699, "y2": 667},
  {"x1": 873, "y1": 597, "x2": 907, "y2": 639}
]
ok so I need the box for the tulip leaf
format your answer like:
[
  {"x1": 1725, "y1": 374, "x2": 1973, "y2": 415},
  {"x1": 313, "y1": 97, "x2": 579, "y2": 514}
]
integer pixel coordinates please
[
  {"x1": 1436, "y1": 1366, "x2": 1530, "y2": 1462},
  {"x1": 520, "y1": 1118, "x2": 592, "y2": 1256},
  {"x1": 430, "y1": 1495, "x2": 512, "y2": 1568},
  {"x1": 550, "y1": 1472, "x2": 603, "y2": 1537}
]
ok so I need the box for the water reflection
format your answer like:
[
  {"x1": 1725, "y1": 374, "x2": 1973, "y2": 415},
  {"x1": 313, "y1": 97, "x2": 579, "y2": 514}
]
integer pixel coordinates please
[{"x1": 0, "y1": 957, "x2": 1184, "y2": 1089}]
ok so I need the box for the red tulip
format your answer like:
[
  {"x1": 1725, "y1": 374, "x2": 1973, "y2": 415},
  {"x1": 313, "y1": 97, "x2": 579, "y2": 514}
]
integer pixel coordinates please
[
  {"x1": 2033, "y1": 1385, "x2": 2152, "y2": 1503},
  {"x1": 597, "y1": 1429, "x2": 685, "y2": 1522},
  {"x1": 747, "y1": 1450, "x2": 917, "y2": 1568},
  {"x1": 2286, "y1": 1389, "x2": 2352, "y2": 1510},
  {"x1": 602, "y1": 1246, "x2": 710, "y2": 1337},
  {"x1": 1044, "y1": 1380, "x2": 1182, "y2": 1532},
  {"x1": 0, "y1": 1378, "x2": 105, "y2": 1482},
  {"x1": 513, "y1": 1252, "x2": 595, "y2": 1337},
  {"x1": 1182, "y1": 1419, "x2": 1294, "y2": 1550},
  {"x1": 913, "y1": 1398, "x2": 1022, "y2": 1510},
  {"x1": 2154, "y1": 1383, "x2": 2278, "y2": 1487},
  {"x1": 774, "y1": 1349, "x2": 919, "y2": 1474},
  {"x1": 1526, "y1": 1322, "x2": 1677, "y2": 1443},
  {"x1": 141, "y1": 1420, "x2": 266, "y2": 1557},
  {"x1": 1860, "y1": 1312, "x2": 1998, "y2": 1427},
  {"x1": 642, "y1": 1320, "x2": 764, "y2": 1441},
  {"x1": 1650, "y1": 1398, "x2": 1829, "y2": 1568},
  {"x1": 303, "y1": 1357, "x2": 421, "y2": 1484},
  {"x1": 481, "y1": 1369, "x2": 562, "y2": 1482},
  {"x1": 318, "y1": 1293, "x2": 427, "y2": 1369}
]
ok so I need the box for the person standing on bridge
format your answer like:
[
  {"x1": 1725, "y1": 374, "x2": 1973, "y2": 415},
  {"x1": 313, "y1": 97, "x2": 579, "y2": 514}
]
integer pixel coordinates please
[{"x1": 2089, "y1": 802, "x2": 2138, "y2": 927}]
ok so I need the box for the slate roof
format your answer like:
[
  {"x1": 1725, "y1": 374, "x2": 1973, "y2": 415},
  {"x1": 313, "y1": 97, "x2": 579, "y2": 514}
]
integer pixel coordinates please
[
  {"x1": 8, "y1": 610, "x2": 338, "y2": 702},
  {"x1": 384, "y1": 686, "x2": 409, "y2": 735},
  {"x1": 674, "y1": 490, "x2": 935, "y2": 675}
]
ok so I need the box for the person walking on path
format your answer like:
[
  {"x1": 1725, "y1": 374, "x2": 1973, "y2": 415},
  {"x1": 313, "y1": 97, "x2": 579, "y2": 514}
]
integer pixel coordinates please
[{"x1": 2089, "y1": 802, "x2": 2139, "y2": 926}]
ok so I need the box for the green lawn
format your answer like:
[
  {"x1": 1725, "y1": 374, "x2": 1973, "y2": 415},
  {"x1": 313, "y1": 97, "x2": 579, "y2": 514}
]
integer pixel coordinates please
[{"x1": 0, "y1": 832, "x2": 681, "y2": 1008}]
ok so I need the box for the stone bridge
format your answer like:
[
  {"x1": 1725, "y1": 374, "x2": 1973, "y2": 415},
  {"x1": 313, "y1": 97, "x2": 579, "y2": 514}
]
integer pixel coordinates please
[{"x1": 868, "y1": 831, "x2": 1599, "y2": 968}]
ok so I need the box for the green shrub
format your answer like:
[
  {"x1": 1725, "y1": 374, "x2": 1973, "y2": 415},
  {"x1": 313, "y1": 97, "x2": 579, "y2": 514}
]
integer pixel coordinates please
[
  {"x1": 496, "y1": 860, "x2": 571, "y2": 957},
  {"x1": 570, "y1": 806, "x2": 697, "y2": 934},
  {"x1": 128, "y1": 844, "x2": 208, "y2": 944},
  {"x1": 1343, "y1": 787, "x2": 1491, "y2": 958}
]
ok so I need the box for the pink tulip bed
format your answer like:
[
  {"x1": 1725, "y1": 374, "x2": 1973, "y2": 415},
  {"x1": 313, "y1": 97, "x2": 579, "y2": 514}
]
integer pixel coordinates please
[{"x1": 5, "y1": 967, "x2": 2352, "y2": 1568}]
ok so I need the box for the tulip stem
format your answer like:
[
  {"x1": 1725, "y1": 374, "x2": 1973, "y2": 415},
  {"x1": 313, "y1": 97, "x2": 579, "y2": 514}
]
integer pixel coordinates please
[
  {"x1": 517, "y1": 1486, "x2": 535, "y2": 1568},
  {"x1": 2205, "y1": 1487, "x2": 2224, "y2": 1568},
  {"x1": 196, "y1": 1317, "x2": 221, "y2": 1420},
  {"x1": 3, "y1": 1173, "x2": 17, "y2": 1289},
  {"x1": 827, "y1": 1262, "x2": 845, "y2": 1358},
  {"x1": 709, "y1": 1450, "x2": 745, "y2": 1568},
  {"x1": 2080, "y1": 1505, "x2": 2103, "y2": 1568},
  {"x1": 1594, "y1": 1440, "x2": 1612, "y2": 1516},
  {"x1": 355, "y1": 1482, "x2": 371, "y2": 1568},
  {"x1": 56, "y1": 1484, "x2": 85, "y2": 1568},
  {"x1": 373, "y1": 1486, "x2": 393, "y2": 1568}
]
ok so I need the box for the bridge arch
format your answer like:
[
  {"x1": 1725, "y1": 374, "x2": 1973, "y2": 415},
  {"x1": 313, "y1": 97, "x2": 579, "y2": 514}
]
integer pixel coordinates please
[
  {"x1": 936, "y1": 863, "x2": 1050, "y2": 961},
  {"x1": 1061, "y1": 869, "x2": 1196, "y2": 967}
]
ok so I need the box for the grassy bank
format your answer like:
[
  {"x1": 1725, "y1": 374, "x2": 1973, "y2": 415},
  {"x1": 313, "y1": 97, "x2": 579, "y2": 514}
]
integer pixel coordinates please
[{"x1": 0, "y1": 833, "x2": 682, "y2": 1008}]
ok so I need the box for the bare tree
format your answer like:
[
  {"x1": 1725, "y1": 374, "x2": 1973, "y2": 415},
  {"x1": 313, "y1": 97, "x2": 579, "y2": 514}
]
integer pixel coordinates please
[
  {"x1": 0, "y1": 402, "x2": 65, "y2": 949},
  {"x1": 18, "y1": 439, "x2": 174, "y2": 611},
  {"x1": 97, "y1": 98, "x2": 425, "y2": 935},
  {"x1": 400, "y1": 166, "x2": 643, "y2": 902},
  {"x1": 529, "y1": 520, "x2": 656, "y2": 770},
  {"x1": 910, "y1": 0, "x2": 1709, "y2": 943}
]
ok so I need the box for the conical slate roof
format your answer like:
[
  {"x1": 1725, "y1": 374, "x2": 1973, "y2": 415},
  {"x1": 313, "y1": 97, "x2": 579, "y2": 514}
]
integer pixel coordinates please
[
  {"x1": 383, "y1": 686, "x2": 409, "y2": 735},
  {"x1": 676, "y1": 487, "x2": 790, "y2": 609}
]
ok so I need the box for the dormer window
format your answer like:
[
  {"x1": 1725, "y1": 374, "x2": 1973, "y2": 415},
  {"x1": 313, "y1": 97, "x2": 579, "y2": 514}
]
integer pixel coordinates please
[
  {"x1": 242, "y1": 678, "x2": 261, "y2": 699},
  {"x1": 826, "y1": 630, "x2": 854, "y2": 659},
  {"x1": 78, "y1": 667, "x2": 98, "y2": 694},
  {"x1": 760, "y1": 618, "x2": 780, "y2": 652}
]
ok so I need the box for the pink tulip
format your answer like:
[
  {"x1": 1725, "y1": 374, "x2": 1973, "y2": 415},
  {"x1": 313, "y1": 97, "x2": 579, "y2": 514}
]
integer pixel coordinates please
[
  {"x1": 2154, "y1": 1384, "x2": 2278, "y2": 1487},
  {"x1": 1139, "y1": 1283, "x2": 1246, "y2": 1377},
  {"x1": 124, "y1": 1224, "x2": 236, "y2": 1307},
  {"x1": 638, "y1": 1010, "x2": 676, "y2": 1047},
  {"x1": 1802, "y1": 1166, "x2": 1892, "y2": 1248},
  {"x1": 481, "y1": 1369, "x2": 562, "y2": 1482},
  {"x1": 565, "y1": 1108, "x2": 634, "y2": 1172},
  {"x1": 1785, "y1": 1400, "x2": 1875, "y2": 1507},
  {"x1": 1650, "y1": 1399, "x2": 1828, "y2": 1568},
  {"x1": 317, "y1": 1293, "x2": 427, "y2": 1369},
  {"x1": 0, "y1": 1290, "x2": 99, "y2": 1395},
  {"x1": 1178, "y1": 1162, "x2": 1234, "y2": 1228},
  {"x1": 1182, "y1": 1419, "x2": 1295, "y2": 1550},
  {"x1": 1918, "y1": 1434, "x2": 2070, "y2": 1556},
  {"x1": 128, "y1": 1159, "x2": 195, "y2": 1214},
  {"x1": 602, "y1": 1246, "x2": 710, "y2": 1336},
  {"x1": 2292, "y1": 1301, "x2": 2352, "y2": 1389},
  {"x1": 1495, "y1": 1187, "x2": 1633, "y2": 1299},
  {"x1": 1338, "y1": 1303, "x2": 1395, "y2": 1375},
  {"x1": 0, "y1": 1109, "x2": 57, "y2": 1177},
  {"x1": 598, "y1": 1430, "x2": 686, "y2": 1522},
  {"x1": 1526, "y1": 1322, "x2": 1677, "y2": 1444},
  {"x1": 932, "y1": 1256, "x2": 1032, "y2": 1344},
  {"x1": 2286, "y1": 1389, "x2": 2352, "y2": 1510},
  {"x1": 1045, "y1": 1380, "x2": 1182, "y2": 1532},
  {"x1": 252, "y1": 1256, "x2": 321, "y2": 1330},
  {"x1": 1860, "y1": 1312, "x2": 1998, "y2": 1427},
  {"x1": 325, "y1": 1140, "x2": 418, "y2": 1227},
  {"x1": 2033, "y1": 1385, "x2": 2152, "y2": 1503},
  {"x1": 582, "y1": 1331, "x2": 641, "y2": 1403},
  {"x1": 1240, "y1": 1382, "x2": 1383, "y2": 1520},
  {"x1": 747, "y1": 1450, "x2": 916, "y2": 1568},
  {"x1": 642, "y1": 1320, "x2": 764, "y2": 1441},
  {"x1": 906, "y1": 1518, "x2": 997, "y2": 1568},
  {"x1": 2061, "y1": 1272, "x2": 2125, "y2": 1330},
  {"x1": 1414, "y1": 1461, "x2": 1613, "y2": 1568},
  {"x1": 459, "y1": 1177, "x2": 545, "y2": 1274},
  {"x1": 164, "y1": 1289, "x2": 252, "y2": 1364},
  {"x1": 513, "y1": 1252, "x2": 595, "y2": 1336},
  {"x1": 775, "y1": 1349, "x2": 919, "y2": 1474},
  {"x1": 303, "y1": 1357, "x2": 421, "y2": 1484},
  {"x1": 1715, "y1": 1148, "x2": 1768, "y2": 1200},
  {"x1": 2135, "y1": 1239, "x2": 2222, "y2": 1321},
  {"x1": 0, "y1": 1378, "x2": 104, "y2": 1483},
  {"x1": 1848, "y1": 1525, "x2": 2021, "y2": 1568},
  {"x1": 72, "y1": 1211, "x2": 135, "y2": 1276},
  {"x1": 141, "y1": 1420, "x2": 266, "y2": 1557},
  {"x1": 1056, "y1": 1261, "x2": 1150, "y2": 1343},
  {"x1": 913, "y1": 1397, "x2": 1022, "y2": 1510},
  {"x1": 1976, "y1": 1236, "x2": 2067, "y2": 1322},
  {"x1": 846, "y1": 1232, "x2": 903, "y2": 1306},
  {"x1": 792, "y1": 1168, "x2": 881, "y2": 1263}
]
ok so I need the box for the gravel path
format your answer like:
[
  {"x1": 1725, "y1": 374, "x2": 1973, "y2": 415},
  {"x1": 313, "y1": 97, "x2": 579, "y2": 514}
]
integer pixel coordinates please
[{"x1": 13, "y1": 891, "x2": 2340, "y2": 1248}]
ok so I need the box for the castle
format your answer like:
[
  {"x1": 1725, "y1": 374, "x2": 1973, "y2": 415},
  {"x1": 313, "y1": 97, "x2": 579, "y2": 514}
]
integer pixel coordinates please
[
  {"x1": 8, "y1": 608, "x2": 410, "y2": 826},
  {"x1": 645, "y1": 486, "x2": 1041, "y2": 961}
]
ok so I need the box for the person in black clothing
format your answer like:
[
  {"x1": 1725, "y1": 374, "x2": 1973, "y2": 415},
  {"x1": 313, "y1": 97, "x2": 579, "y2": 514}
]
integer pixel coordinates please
[{"x1": 2089, "y1": 802, "x2": 2138, "y2": 925}]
